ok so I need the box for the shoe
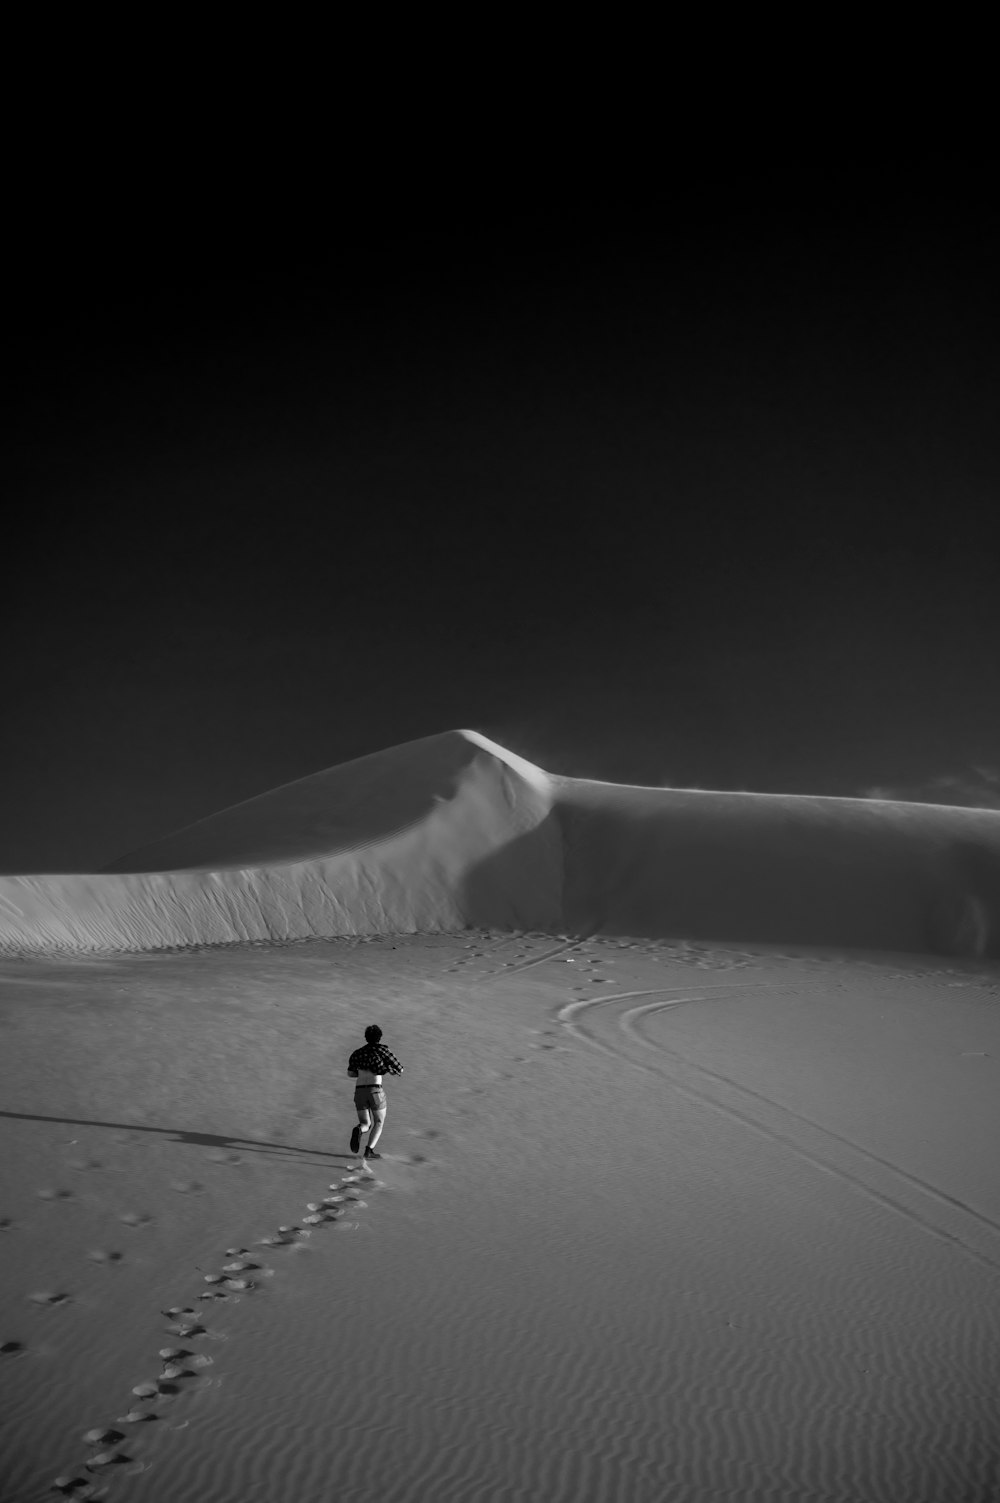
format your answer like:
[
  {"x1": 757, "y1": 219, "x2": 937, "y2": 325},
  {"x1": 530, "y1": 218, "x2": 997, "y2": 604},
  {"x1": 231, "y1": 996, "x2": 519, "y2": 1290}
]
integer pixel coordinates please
[
  {"x1": 350, "y1": 1125, "x2": 361, "y2": 1154},
  {"x1": 364, "y1": 1149, "x2": 381, "y2": 1159}
]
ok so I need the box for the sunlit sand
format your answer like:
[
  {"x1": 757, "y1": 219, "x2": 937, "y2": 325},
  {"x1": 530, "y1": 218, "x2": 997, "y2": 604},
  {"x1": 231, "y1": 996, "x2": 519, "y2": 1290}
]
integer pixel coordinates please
[{"x1": 2, "y1": 733, "x2": 999, "y2": 1500}]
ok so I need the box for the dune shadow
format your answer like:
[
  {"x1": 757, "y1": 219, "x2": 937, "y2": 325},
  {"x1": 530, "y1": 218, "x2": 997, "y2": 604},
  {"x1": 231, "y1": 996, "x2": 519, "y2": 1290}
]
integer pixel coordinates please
[
  {"x1": 459, "y1": 790, "x2": 1000, "y2": 958},
  {"x1": 0, "y1": 1109, "x2": 351, "y2": 1162},
  {"x1": 458, "y1": 807, "x2": 564, "y2": 932}
]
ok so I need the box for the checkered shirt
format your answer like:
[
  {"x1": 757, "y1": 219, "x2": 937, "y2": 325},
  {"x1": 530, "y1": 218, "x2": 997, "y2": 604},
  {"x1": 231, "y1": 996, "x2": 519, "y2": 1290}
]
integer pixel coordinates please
[{"x1": 347, "y1": 1043, "x2": 404, "y2": 1078}]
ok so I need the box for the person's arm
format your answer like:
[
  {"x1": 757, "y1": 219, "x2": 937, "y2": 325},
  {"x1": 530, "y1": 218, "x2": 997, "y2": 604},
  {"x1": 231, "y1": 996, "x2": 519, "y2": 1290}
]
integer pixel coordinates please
[
  {"x1": 380, "y1": 1046, "x2": 404, "y2": 1076},
  {"x1": 347, "y1": 1048, "x2": 359, "y2": 1078}
]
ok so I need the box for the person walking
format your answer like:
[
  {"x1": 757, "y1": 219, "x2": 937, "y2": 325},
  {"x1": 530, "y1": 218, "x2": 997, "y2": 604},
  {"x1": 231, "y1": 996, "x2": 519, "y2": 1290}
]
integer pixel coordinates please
[{"x1": 348, "y1": 1024, "x2": 404, "y2": 1159}]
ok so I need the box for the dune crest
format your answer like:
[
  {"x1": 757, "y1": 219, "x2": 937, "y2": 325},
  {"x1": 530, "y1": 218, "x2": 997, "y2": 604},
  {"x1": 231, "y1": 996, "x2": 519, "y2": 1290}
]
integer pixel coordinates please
[{"x1": 1, "y1": 730, "x2": 999, "y2": 956}]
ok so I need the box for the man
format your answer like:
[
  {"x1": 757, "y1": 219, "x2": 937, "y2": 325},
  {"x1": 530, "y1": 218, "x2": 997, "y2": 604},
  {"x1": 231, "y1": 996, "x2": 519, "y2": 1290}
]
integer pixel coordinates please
[{"x1": 347, "y1": 1024, "x2": 404, "y2": 1159}]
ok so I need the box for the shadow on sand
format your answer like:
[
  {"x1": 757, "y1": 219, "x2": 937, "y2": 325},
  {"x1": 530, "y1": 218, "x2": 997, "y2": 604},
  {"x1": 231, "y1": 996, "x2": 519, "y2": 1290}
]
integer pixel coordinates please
[{"x1": 0, "y1": 1109, "x2": 353, "y2": 1163}]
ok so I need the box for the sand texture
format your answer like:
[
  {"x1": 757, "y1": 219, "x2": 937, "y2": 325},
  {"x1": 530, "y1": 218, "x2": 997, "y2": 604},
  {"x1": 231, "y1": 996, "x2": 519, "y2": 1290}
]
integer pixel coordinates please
[
  {"x1": 2, "y1": 731, "x2": 1000, "y2": 1499},
  {"x1": 2, "y1": 931, "x2": 1000, "y2": 1502}
]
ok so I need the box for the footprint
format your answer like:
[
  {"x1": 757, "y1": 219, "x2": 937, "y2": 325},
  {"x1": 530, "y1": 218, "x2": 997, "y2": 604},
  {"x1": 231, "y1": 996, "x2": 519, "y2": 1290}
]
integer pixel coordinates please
[
  {"x1": 67, "y1": 1158, "x2": 103, "y2": 1171},
  {"x1": 1, "y1": 1340, "x2": 26, "y2": 1355},
  {"x1": 85, "y1": 1449, "x2": 131, "y2": 1472},
  {"x1": 205, "y1": 1149, "x2": 242, "y2": 1165},
  {"x1": 82, "y1": 1428, "x2": 125, "y2": 1446},
  {"x1": 36, "y1": 1187, "x2": 74, "y2": 1201},
  {"x1": 28, "y1": 1290, "x2": 71, "y2": 1305},
  {"x1": 119, "y1": 1212, "x2": 152, "y2": 1228},
  {"x1": 170, "y1": 1180, "x2": 205, "y2": 1194},
  {"x1": 52, "y1": 1474, "x2": 97, "y2": 1497},
  {"x1": 86, "y1": 1249, "x2": 124, "y2": 1263}
]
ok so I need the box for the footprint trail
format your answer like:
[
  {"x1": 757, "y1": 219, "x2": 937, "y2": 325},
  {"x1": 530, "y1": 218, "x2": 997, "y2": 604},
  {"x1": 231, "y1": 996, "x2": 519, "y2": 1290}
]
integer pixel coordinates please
[{"x1": 47, "y1": 1159, "x2": 383, "y2": 1496}]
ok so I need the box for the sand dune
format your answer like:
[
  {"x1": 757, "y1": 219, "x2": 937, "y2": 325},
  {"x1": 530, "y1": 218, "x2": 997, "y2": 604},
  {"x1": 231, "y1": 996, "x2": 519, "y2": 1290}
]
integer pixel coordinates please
[
  {"x1": 3, "y1": 737, "x2": 1000, "y2": 1500},
  {"x1": 0, "y1": 733, "x2": 561, "y2": 953},
  {"x1": 1, "y1": 729, "x2": 998, "y2": 957},
  {"x1": 556, "y1": 776, "x2": 1000, "y2": 956}
]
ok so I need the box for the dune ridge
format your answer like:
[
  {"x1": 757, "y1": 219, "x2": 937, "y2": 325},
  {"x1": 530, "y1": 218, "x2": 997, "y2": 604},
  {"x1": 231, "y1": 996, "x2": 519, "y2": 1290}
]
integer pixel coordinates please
[{"x1": 1, "y1": 729, "x2": 999, "y2": 957}]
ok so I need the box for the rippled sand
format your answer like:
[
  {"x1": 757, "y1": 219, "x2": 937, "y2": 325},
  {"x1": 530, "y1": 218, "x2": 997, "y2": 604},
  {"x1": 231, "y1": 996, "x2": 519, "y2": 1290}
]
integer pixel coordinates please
[{"x1": 2, "y1": 932, "x2": 999, "y2": 1502}]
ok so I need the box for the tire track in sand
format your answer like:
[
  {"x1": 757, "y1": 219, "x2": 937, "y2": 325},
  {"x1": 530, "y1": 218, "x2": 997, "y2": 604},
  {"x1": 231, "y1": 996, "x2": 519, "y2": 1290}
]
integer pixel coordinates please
[{"x1": 558, "y1": 984, "x2": 1000, "y2": 1278}]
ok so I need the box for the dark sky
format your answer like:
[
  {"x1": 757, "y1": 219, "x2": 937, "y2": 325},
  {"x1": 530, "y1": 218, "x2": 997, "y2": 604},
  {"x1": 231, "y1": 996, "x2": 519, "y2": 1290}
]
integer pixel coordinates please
[{"x1": 5, "y1": 146, "x2": 1000, "y2": 872}]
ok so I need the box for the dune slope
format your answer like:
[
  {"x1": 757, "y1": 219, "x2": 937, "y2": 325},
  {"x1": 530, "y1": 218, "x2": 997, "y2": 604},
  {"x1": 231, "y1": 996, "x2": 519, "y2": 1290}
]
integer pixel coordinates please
[
  {"x1": 555, "y1": 777, "x2": 1000, "y2": 957},
  {"x1": 0, "y1": 732, "x2": 561, "y2": 953},
  {"x1": 1, "y1": 730, "x2": 999, "y2": 956}
]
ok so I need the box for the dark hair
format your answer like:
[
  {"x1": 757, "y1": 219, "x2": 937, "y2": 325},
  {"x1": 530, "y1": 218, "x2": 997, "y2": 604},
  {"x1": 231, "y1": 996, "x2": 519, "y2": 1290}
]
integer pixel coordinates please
[{"x1": 364, "y1": 1024, "x2": 383, "y2": 1044}]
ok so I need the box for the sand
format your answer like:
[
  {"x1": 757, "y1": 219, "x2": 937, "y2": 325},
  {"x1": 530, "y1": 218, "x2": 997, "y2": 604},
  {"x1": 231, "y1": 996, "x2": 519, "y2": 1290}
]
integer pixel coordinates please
[
  {"x1": 2, "y1": 730, "x2": 1000, "y2": 1498},
  {"x1": 2, "y1": 930, "x2": 999, "y2": 1502}
]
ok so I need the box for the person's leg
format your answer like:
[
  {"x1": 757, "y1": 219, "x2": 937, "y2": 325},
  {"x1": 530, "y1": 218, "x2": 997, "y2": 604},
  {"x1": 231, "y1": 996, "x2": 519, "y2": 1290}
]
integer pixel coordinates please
[
  {"x1": 366, "y1": 1107, "x2": 387, "y2": 1152},
  {"x1": 351, "y1": 1105, "x2": 372, "y2": 1154}
]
